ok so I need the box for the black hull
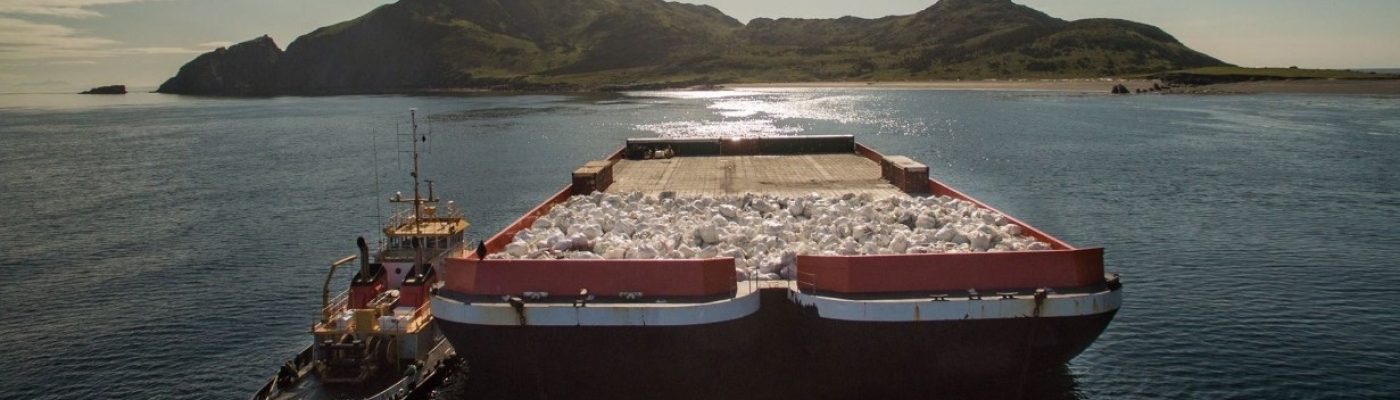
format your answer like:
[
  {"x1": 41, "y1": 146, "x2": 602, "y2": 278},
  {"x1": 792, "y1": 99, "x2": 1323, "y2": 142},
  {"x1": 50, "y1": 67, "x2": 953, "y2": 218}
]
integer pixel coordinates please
[
  {"x1": 794, "y1": 306, "x2": 1118, "y2": 399},
  {"x1": 437, "y1": 289, "x2": 1117, "y2": 400},
  {"x1": 438, "y1": 290, "x2": 794, "y2": 400}
]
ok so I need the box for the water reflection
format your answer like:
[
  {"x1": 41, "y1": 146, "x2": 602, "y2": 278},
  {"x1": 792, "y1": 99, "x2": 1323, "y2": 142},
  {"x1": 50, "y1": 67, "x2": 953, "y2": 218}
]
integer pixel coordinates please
[
  {"x1": 428, "y1": 363, "x2": 1086, "y2": 400},
  {"x1": 630, "y1": 89, "x2": 942, "y2": 138},
  {"x1": 636, "y1": 119, "x2": 803, "y2": 138}
]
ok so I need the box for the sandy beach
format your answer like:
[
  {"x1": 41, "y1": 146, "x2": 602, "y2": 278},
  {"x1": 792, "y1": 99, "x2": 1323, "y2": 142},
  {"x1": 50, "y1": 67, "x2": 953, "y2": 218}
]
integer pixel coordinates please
[{"x1": 729, "y1": 79, "x2": 1400, "y2": 95}]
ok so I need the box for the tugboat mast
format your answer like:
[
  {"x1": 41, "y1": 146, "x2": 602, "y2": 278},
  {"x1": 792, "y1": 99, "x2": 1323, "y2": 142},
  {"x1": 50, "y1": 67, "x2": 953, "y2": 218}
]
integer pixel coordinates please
[
  {"x1": 410, "y1": 109, "x2": 424, "y2": 229},
  {"x1": 391, "y1": 108, "x2": 437, "y2": 276}
]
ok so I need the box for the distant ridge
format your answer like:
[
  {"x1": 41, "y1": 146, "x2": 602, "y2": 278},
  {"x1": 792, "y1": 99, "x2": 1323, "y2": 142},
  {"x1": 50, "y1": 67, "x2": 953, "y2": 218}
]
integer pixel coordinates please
[{"x1": 158, "y1": 0, "x2": 1227, "y2": 95}]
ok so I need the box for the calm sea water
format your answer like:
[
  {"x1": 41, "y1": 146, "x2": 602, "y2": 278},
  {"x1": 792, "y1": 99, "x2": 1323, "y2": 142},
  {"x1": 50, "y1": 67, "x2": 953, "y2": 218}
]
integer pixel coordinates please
[{"x1": 1, "y1": 89, "x2": 1397, "y2": 400}]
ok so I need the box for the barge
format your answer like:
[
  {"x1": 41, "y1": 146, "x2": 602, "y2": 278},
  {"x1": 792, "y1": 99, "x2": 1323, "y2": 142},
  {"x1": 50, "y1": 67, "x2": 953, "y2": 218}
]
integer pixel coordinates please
[{"x1": 431, "y1": 135, "x2": 1120, "y2": 399}]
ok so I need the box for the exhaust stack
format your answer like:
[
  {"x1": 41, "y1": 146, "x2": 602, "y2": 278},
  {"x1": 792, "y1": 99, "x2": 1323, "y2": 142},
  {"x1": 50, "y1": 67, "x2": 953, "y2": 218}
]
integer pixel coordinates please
[
  {"x1": 412, "y1": 237, "x2": 424, "y2": 278},
  {"x1": 356, "y1": 236, "x2": 371, "y2": 278}
]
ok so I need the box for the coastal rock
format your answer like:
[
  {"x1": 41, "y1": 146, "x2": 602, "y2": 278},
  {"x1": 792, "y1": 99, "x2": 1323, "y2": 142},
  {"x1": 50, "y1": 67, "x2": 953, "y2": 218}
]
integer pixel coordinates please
[
  {"x1": 79, "y1": 85, "x2": 126, "y2": 95},
  {"x1": 156, "y1": 35, "x2": 282, "y2": 96}
]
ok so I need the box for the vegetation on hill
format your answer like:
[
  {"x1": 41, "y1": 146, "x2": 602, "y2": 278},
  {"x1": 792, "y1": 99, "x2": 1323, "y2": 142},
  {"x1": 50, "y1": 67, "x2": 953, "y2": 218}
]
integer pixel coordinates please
[
  {"x1": 159, "y1": 0, "x2": 1230, "y2": 95},
  {"x1": 1152, "y1": 66, "x2": 1400, "y2": 86}
]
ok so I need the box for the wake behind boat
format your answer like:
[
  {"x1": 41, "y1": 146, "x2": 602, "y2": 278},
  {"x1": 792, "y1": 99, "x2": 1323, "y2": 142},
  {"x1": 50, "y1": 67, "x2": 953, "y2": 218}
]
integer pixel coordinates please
[{"x1": 252, "y1": 110, "x2": 466, "y2": 400}]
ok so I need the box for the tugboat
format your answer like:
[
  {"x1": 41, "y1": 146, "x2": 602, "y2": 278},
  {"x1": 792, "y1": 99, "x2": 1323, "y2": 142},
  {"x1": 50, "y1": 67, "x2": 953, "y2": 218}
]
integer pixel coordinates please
[{"x1": 252, "y1": 109, "x2": 466, "y2": 400}]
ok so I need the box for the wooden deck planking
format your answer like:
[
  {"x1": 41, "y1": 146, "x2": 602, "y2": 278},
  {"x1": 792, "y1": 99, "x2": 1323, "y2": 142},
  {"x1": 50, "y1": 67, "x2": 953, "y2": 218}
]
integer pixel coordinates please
[{"x1": 607, "y1": 154, "x2": 906, "y2": 198}]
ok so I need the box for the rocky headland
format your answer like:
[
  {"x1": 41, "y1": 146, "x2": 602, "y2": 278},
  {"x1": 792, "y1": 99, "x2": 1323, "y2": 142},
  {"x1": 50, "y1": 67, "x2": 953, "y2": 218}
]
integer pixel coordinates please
[{"x1": 157, "y1": 35, "x2": 281, "y2": 96}]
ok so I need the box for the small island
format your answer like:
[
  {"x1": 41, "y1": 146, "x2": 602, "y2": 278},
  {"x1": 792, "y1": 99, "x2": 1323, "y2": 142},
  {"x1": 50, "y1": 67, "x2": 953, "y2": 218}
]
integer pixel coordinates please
[{"x1": 80, "y1": 85, "x2": 127, "y2": 95}]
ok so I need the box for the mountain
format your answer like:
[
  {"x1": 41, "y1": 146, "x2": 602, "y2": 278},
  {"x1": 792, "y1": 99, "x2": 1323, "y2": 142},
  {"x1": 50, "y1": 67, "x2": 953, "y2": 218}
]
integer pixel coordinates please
[
  {"x1": 729, "y1": 0, "x2": 1223, "y2": 81},
  {"x1": 271, "y1": 0, "x2": 739, "y2": 92},
  {"x1": 157, "y1": 0, "x2": 1227, "y2": 95}
]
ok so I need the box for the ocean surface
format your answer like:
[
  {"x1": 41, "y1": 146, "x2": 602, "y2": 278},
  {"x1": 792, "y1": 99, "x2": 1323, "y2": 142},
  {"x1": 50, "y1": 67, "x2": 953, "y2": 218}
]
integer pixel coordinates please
[{"x1": 1, "y1": 89, "x2": 1397, "y2": 400}]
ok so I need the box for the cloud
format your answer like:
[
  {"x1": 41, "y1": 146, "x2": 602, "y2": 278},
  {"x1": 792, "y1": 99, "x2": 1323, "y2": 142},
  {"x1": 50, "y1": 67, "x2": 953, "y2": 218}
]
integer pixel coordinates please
[
  {"x1": 120, "y1": 46, "x2": 204, "y2": 55},
  {"x1": 46, "y1": 59, "x2": 97, "y2": 65},
  {"x1": 0, "y1": 17, "x2": 117, "y2": 58},
  {"x1": 0, "y1": 0, "x2": 185, "y2": 19},
  {"x1": 0, "y1": 17, "x2": 204, "y2": 60},
  {"x1": 198, "y1": 41, "x2": 234, "y2": 49},
  {"x1": 17, "y1": 79, "x2": 72, "y2": 87},
  {"x1": 0, "y1": 71, "x2": 67, "y2": 87}
]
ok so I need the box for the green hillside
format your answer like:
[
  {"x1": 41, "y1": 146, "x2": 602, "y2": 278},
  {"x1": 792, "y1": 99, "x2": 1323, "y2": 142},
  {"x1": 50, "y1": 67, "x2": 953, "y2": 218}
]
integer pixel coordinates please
[{"x1": 159, "y1": 0, "x2": 1229, "y2": 94}]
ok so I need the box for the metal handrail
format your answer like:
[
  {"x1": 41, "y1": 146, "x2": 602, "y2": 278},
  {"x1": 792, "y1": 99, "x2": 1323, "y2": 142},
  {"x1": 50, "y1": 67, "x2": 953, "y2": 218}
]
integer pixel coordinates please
[
  {"x1": 400, "y1": 302, "x2": 434, "y2": 333},
  {"x1": 796, "y1": 270, "x2": 818, "y2": 293},
  {"x1": 317, "y1": 290, "x2": 350, "y2": 326},
  {"x1": 383, "y1": 205, "x2": 464, "y2": 232},
  {"x1": 322, "y1": 255, "x2": 359, "y2": 321},
  {"x1": 383, "y1": 208, "x2": 415, "y2": 231},
  {"x1": 414, "y1": 302, "x2": 433, "y2": 323},
  {"x1": 364, "y1": 362, "x2": 419, "y2": 400}
]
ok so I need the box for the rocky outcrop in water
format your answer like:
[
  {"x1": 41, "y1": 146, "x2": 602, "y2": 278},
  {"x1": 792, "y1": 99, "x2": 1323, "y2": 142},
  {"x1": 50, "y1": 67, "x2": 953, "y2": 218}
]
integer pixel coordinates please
[
  {"x1": 80, "y1": 85, "x2": 126, "y2": 95},
  {"x1": 156, "y1": 35, "x2": 281, "y2": 96}
]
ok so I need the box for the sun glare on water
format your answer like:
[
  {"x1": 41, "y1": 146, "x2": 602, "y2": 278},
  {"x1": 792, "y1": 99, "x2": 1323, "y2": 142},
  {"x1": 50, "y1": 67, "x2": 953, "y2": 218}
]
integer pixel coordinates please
[{"x1": 631, "y1": 90, "x2": 913, "y2": 139}]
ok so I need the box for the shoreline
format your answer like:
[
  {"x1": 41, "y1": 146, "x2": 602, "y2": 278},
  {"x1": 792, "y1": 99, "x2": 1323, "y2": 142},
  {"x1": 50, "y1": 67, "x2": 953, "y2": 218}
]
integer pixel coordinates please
[
  {"x1": 1176, "y1": 80, "x2": 1400, "y2": 95},
  {"x1": 11, "y1": 79, "x2": 1398, "y2": 98},
  {"x1": 729, "y1": 79, "x2": 1158, "y2": 93},
  {"x1": 728, "y1": 79, "x2": 1400, "y2": 96}
]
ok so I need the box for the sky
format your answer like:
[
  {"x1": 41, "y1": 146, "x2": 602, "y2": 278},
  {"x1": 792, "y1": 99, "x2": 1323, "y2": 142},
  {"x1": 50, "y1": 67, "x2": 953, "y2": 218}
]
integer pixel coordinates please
[{"x1": 2, "y1": 0, "x2": 1398, "y2": 93}]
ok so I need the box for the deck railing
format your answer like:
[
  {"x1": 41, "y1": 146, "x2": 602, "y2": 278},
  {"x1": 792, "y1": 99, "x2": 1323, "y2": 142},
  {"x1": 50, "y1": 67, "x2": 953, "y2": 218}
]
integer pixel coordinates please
[
  {"x1": 316, "y1": 292, "x2": 433, "y2": 334},
  {"x1": 315, "y1": 290, "x2": 350, "y2": 328},
  {"x1": 405, "y1": 302, "x2": 434, "y2": 332},
  {"x1": 365, "y1": 379, "x2": 413, "y2": 400},
  {"x1": 383, "y1": 203, "x2": 464, "y2": 232}
]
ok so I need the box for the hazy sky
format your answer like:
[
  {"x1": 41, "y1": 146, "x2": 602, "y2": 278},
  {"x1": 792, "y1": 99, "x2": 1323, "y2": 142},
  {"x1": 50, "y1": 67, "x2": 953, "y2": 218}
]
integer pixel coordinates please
[{"x1": 2, "y1": 0, "x2": 1397, "y2": 93}]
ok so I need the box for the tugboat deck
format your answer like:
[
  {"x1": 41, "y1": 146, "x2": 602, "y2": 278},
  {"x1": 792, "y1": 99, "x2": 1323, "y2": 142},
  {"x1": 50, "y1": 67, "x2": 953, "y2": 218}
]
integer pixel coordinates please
[
  {"x1": 608, "y1": 153, "x2": 907, "y2": 198},
  {"x1": 384, "y1": 219, "x2": 466, "y2": 237}
]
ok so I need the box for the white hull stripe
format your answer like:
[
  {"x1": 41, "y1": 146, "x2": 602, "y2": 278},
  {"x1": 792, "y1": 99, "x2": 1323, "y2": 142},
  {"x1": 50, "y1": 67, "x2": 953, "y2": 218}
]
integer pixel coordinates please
[
  {"x1": 789, "y1": 289, "x2": 1121, "y2": 322},
  {"x1": 433, "y1": 289, "x2": 1120, "y2": 326},
  {"x1": 432, "y1": 291, "x2": 762, "y2": 327}
]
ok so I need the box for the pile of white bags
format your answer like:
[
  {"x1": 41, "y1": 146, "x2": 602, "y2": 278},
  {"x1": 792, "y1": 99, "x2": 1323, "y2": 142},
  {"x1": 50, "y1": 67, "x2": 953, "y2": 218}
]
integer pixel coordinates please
[{"x1": 490, "y1": 192, "x2": 1051, "y2": 281}]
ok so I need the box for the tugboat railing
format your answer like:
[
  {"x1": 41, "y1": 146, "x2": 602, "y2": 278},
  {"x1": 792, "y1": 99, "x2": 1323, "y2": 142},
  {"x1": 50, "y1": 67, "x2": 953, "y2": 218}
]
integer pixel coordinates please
[
  {"x1": 383, "y1": 208, "x2": 415, "y2": 231},
  {"x1": 314, "y1": 293, "x2": 432, "y2": 333},
  {"x1": 383, "y1": 205, "x2": 464, "y2": 232},
  {"x1": 317, "y1": 290, "x2": 350, "y2": 325},
  {"x1": 366, "y1": 374, "x2": 414, "y2": 400},
  {"x1": 380, "y1": 302, "x2": 435, "y2": 333},
  {"x1": 406, "y1": 302, "x2": 434, "y2": 332},
  {"x1": 250, "y1": 378, "x2": 274, "y2": 400}
]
